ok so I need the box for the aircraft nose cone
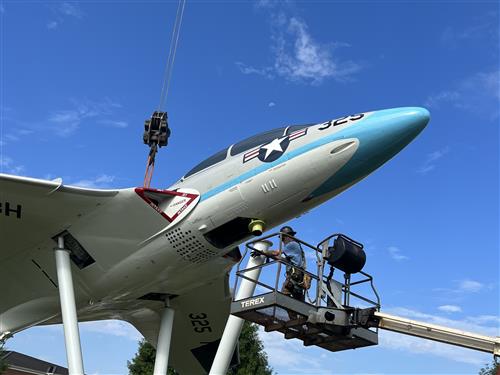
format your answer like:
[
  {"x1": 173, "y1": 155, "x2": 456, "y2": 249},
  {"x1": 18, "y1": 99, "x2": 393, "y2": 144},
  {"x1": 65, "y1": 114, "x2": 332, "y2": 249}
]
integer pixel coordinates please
[
  {"x1": 402, "y1": 107, "x2": 430, "y2": 134},
  {"x1": 385, "y1": 107, "x2": 430, "y2": 140},
  {"x1": 347, "y1": 106, "x2": 430, "y2": 164},
  {"x1": 302, "y1": 106, "x2": 430, "y2": 200}
]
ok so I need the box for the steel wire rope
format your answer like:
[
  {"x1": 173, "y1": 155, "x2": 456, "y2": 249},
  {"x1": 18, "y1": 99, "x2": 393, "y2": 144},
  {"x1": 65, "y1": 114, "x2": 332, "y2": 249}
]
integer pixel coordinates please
[
  {"x1": 158, "y1": 0, "x2": 186, "y2": 110},
  {"x1": 144, "y1": 0, "x2": 185, "y2": 188}
]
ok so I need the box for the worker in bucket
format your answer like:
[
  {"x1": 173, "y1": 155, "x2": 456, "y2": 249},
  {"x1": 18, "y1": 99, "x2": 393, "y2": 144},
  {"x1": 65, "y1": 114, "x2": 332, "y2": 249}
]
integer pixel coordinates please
[{"x1": 264, "y1": 226, "x2": 306, "y2": 302}]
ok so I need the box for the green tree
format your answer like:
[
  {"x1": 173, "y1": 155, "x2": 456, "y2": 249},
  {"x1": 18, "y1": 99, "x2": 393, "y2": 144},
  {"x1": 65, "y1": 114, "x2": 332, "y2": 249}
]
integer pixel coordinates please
[
  {"x1": 478, "y1": 360, "x2": 499, "y2": 375},
  {"x1": 128, "y1": 321, "x2": 272, "y2": 375},
  {"x1": 228, "y1": 321, "x2": 272, "y2": 375},
  {"x1": 127, "y1": 339, "x2": 177, "y2": 375}
]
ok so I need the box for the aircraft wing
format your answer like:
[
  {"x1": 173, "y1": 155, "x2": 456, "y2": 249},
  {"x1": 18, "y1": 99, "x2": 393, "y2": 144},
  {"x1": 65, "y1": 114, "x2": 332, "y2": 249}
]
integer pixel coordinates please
[
  {"x1": 124, "y1": 274, "x2": 237, "y2": 375},
  {"x1": 0, "y1": 174, "x2": 119, "y2": 261},
  {"x1": 0, "y1": 173, "x2": 171, "y2": 333}
]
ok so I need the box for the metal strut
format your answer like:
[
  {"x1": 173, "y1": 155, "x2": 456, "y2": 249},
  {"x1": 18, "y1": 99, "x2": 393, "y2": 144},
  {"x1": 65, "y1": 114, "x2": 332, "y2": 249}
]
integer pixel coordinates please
[
  {"x1": 153, "y1": 298, "x2": 175, "y2": 375},
  {"x1": 209, "y1": 241, "x2": 271, "y2": 375},
  {"x1": 54, "y1": 236, "x2": 84, "y2": 375}
]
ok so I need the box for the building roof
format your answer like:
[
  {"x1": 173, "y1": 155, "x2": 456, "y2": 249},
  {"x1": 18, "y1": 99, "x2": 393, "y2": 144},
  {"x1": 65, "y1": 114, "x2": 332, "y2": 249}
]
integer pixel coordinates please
[{"x1": 1, "y1": 351, "x2": 68, "y2": 375}]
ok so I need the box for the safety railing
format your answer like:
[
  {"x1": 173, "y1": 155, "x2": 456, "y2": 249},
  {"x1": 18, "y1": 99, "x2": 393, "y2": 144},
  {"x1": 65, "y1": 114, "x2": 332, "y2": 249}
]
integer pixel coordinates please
[{"x1": 233, "y1": 232, "x2": 381, "y2": 311}]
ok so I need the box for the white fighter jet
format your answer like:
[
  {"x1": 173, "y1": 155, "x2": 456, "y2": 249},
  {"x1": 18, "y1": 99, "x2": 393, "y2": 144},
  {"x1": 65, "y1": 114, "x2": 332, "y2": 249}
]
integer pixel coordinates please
[{"x1": 0, "y1": 107, "x2": 429, "y2": 374}]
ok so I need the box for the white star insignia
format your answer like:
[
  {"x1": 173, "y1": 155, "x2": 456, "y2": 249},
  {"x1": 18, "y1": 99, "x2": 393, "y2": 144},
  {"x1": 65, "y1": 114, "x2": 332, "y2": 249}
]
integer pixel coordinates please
[{"x1": 261, "y1": 137, "x2": 286, "y2": 160}]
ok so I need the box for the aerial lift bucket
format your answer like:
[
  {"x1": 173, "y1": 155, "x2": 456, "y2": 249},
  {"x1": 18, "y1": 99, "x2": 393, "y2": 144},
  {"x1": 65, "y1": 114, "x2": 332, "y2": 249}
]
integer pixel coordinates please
[{"x1": 230, "y1": 232, "x2": 381, "y2": 353}]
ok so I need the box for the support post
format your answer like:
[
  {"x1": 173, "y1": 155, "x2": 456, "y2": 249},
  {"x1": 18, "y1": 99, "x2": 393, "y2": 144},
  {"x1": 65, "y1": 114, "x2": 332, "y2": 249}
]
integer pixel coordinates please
[
  {"x1": 209, "y1": 240, "x2": 271, "y2": 375},
  {"x1": 153, "y1": 299, "x2": 175, "y2": 375},
  {"x1": 344, "y1": 273, "x2": 351, "y2": 306},
  {"x1": 54, "y1": 236, "x2": 84, "y2": 375}
]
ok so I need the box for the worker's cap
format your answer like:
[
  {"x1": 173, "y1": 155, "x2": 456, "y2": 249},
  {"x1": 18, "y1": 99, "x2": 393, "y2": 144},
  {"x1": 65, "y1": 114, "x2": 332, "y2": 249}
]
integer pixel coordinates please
[{"x1": 280, "y1": 226, "x2": 297, "y2": 236}]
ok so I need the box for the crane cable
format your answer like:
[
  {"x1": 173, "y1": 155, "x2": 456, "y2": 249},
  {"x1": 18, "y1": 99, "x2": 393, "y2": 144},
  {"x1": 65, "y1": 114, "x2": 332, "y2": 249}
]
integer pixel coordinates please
[
  {"x1": 158, "y1": 0, "x2": 186, "y2": 111},
  {"x1": 144, "y1": 0, "x2": 186, "y2": 188}
]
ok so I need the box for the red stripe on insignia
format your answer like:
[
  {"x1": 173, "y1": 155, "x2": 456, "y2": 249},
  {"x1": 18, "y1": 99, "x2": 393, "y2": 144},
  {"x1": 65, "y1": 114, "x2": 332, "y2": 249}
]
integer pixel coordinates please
[
  {"x1": 244, "y1": 155, "x2": 258, "y2": 163},
  {"x1": 243, "y1": 148, "x2": 260, "y2": 162},
  {"x1": 289, "y1": 129, "x2": 307, "y2": 140},
  {"x1": 246, "y1": 149, "x2": 259, "y2": 156}
]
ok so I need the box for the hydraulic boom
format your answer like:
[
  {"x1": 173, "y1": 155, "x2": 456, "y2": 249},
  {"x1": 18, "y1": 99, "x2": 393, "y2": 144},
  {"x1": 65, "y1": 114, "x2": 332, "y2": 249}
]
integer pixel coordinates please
[{"x1": 374, "y1": 311, "x2": 500, "y2": 357}]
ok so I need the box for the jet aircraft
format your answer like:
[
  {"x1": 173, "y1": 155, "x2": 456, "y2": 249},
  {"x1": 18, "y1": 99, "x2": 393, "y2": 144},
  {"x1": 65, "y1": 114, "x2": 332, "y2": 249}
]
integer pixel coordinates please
[{"x1": 0, "y1": 106, "x2": 429, "y2": 374}]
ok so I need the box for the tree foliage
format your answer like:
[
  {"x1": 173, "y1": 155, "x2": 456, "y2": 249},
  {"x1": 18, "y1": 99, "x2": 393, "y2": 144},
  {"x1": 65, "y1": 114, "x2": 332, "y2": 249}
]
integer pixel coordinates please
[
  {"x1": 478, "y1": 360, "x2": 499, "y2": 375},
  {"x1": 228, "y1": 321, "x2": 272, "y2": 375},
  {"x1": 128, "y1": 321, "x2": 272, "y2": 375},
  {"x1": 127, "y1": 339, "x2": 177, "y2": 375}
]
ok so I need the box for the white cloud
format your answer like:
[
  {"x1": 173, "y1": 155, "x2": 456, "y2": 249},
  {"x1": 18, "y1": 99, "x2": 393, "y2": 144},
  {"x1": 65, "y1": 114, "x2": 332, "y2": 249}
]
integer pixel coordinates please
[
  {"x1": 387, "y1": 246, "x2": 409, "y2": 261},
  {"x1": 98, "y1": 119, "x2": 128, "y2": 128},
  {"x1": 273, "y1": 17, "x2": 360, "y2": 84},
  {"x1": 425, "y1": 70, "x2": 500, "y2": 119},
  {"x1": 58, "y1": 2, "x2": 84, "y2": 19},
  {"x1": 47, "y1": 2, "x2": 84, "y2": 31},
  {"x1": 4, "y1": 134, "x2": 19, "y2": 142},
  {"x1": 433, "y1": 279, "x2": 492, "y2": 298},
  {"x1": 259, "y1": 327, "x2": 334, "y2": 374},
  {"x1": 440, "y1": 12, "x2": 499, "y2": 49},
  {"x1": 438, "y1": 305, "x2": 462, "y2": 313},
  {"x1": 417, "y1": 146, "x2": 450, "y2": 175},
  {"x1": 47, "y1": 98, "x2": 122, "y2": 136},
  {"x1": 48, "y1": 110, "x2": 81, "y2": 136},
  {"x1": 268, "y1": 101, "x2": 276, "y2": 107},
  {"x1": 0, "y1": 156, "x2": 25, "y2": 175},
  {"x1": 475, "y1": 315, "x2": 500, "y2": 325},
  {"x1": 335, "y1": 217, "x2": 345, "y2": 226},
  {"x1": 237, "y1": 8, "x2": 360, "y2": 85},
  {"x1": 458, "y1": 279, "x2": 484, "y2": 293},
  {"x1": 71, "y1": 174, "x2": 115, "y2": 188},
  {"x1": 379, "y1": 330, "x2": 488, "y2": 366},
  {"x1": 80, "y1": 320, "x2": 142, "y2": 341},
  {"x1": 424, "y1": 90, "x2": 459, "y2": 109},
  {"x1": 47, "y1": 21, "x2": 58, "y2": 30},
  {"x1": 255, "y1": 0, "x2": 276, "y2": 9},
  {"x1": 236, "y1": 62, "x2": 274, "y2": 79}
]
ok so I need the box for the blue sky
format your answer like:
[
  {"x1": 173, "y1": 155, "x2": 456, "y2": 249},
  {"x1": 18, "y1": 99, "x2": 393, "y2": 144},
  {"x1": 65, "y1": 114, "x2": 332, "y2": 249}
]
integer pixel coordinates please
[{"x1": 1, "y1": 0, "x2": 499, "y2": 374}]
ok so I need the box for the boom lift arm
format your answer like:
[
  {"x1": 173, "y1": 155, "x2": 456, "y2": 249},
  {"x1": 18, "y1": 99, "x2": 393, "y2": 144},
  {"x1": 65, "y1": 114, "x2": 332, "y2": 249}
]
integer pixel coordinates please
[{"x1": 374, "y1": 311, "x2": 500, "y2": 357}]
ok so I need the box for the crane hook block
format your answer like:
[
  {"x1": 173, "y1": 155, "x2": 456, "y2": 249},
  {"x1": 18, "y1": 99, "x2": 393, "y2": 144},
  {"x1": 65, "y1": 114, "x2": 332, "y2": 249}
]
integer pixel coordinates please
[{"x1": 143, "y1": 111, "x2": 171, "y2": 148}]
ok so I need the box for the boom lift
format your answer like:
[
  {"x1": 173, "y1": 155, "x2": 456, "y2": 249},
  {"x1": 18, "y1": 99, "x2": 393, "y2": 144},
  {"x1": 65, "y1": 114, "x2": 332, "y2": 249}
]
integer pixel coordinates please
[{"x1": 212, "y1": 232, "x2": 499, "y2": 374}]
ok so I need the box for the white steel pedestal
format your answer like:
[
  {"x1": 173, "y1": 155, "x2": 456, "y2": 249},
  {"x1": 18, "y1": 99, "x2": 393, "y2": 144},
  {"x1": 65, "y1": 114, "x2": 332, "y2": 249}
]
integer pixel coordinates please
[
  {"x1": 209, "y1": 240, "x2": 271, "y2": 375},
  {"x1": 54, "y1": 236, "x2": 84, "y2": 375},
  {"x1": 153, "y1": 300, "x2": 175, "y2": 375}
]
